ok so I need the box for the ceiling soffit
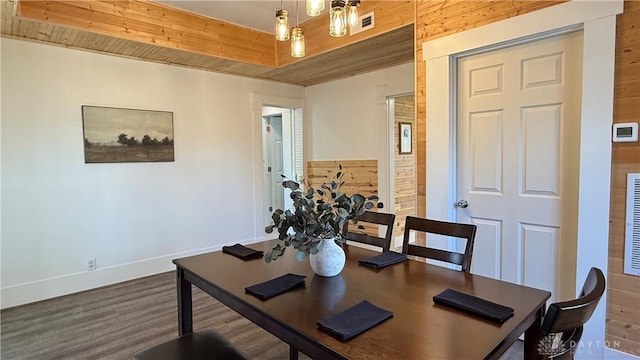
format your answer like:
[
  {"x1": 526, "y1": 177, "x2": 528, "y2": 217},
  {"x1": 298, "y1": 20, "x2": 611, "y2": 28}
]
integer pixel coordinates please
[{"x1": 1, "y1": 1, "x2": 415, "y2": 86}]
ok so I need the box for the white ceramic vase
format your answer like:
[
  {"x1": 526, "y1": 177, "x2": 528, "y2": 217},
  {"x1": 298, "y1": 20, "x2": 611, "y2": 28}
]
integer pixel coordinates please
[{"x1": 309, "y1": 238, "x2": 346, "y2": 277}]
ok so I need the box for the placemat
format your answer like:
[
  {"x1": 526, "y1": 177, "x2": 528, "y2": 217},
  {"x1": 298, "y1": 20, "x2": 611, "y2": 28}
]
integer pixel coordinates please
[
  {"x1": 222, "y1": 243, "x2": 264, "y2": 260},
  {"x1": 244, "y1": 273, "x2": 306, "y2": 300},
  {"x1": 358, "y1": 251, "x2": 407, "y2": 269},
  {"x1": 317, "y1": 300, "x2": 393, "y2": 341},
  {"x1": 433, "y1": 288, "x2": 514, "y2": 324}
]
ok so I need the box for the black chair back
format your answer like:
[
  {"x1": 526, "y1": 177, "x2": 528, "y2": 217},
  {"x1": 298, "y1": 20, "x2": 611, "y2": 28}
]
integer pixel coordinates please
[
  {"x1": 401, "y1": 216, "x2": 477, "y2": 273},
  {"x1": 539, "y1": 267, "x2": 606, "y2": 359},
  {"x1": 342, "y1": 211, "x2": 396, "y2": 252}
]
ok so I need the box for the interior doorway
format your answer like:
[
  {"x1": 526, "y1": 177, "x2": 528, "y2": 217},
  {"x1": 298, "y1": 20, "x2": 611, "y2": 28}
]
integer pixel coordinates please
[
  {"x1": 388, "y1": 93, "x2": 416, "y2": 249},
  {"x1": 262, "y1": 105, "x2": 303, "y2": 227}
]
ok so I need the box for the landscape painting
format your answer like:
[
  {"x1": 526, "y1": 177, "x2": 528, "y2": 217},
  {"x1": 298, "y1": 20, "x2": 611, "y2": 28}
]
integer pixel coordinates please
[{"x1": 82, "y1": 105, "x2": 174, "y2": 163}]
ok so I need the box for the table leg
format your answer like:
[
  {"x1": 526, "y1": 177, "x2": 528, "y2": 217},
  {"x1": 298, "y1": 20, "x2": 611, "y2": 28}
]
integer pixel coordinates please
[
  {"x1": 524, "y1": 306, "x2": 545, "y2": 360},
  {"x1": 289, "y1": 345, "x2": 299, "y2": 360},
  {"x1": 176, "y1": 267, "x2": 193, "y2": 335}
]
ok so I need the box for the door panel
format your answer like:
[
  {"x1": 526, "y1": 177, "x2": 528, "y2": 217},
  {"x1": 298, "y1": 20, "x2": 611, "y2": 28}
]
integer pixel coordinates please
[
  {"x1": 470, "y1": 218, "x2": 502, "y2": 279},
  {"x1": 470, "y1": 111, "x2": 502, "y2": 193},
  {"x1": 522, "y1": 105, "x2": 561, "y2": 195}
]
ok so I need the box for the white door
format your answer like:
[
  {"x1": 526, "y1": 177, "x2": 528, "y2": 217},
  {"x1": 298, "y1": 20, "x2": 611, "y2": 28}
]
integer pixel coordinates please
[
  {"x1": 266, "y1": 116, "x2": 285, "y2": 215},
  {"x1": 456, "y1": 31, "x2": 583, "y2": 302}
]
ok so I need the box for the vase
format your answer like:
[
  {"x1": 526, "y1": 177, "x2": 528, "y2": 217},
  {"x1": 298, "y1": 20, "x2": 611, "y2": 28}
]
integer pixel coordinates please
[{"x1": 309, "y1": 238, "x2": 346, "y2": 277}]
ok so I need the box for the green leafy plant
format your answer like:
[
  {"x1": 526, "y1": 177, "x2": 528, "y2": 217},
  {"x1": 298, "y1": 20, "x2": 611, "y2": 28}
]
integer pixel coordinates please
[{"x1": 264, "y1": 165, "x2": 383, "y2": 263}]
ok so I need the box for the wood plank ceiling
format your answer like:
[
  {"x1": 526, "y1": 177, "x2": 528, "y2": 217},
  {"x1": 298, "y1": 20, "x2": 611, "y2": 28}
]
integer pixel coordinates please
[{"x1": 0, "y1": 1, "x2": 415, "y2": 87}]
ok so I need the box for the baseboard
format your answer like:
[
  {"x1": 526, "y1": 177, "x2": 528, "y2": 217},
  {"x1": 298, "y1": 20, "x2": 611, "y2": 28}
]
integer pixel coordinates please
[
  {"x1": 0, "y1": 239, "x2": 262, "y2": 309},
  {"x1": 604, "y1": 347, "x2": 640, "y2": 360}
]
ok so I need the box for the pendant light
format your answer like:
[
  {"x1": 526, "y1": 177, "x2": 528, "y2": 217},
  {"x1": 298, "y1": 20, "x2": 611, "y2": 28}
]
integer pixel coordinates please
[
  {"x1": 329, "y1": 0, "x2": 346, "y2": 37},
  {"x1": 347, "y1": 0, "x2": 360, "y2": 26},
  {"x1": 306, "y1": 0, "x2": 324, "y2": 16},
  {"x1": 291, "y1": 0, "x2": 305, "y2": 57},
  {"x1": 291, "y1": 28, "x2": 305, "y2": 58},
  {"x1": 275, "y1": 0, "x2": 289, "y2": 41}
]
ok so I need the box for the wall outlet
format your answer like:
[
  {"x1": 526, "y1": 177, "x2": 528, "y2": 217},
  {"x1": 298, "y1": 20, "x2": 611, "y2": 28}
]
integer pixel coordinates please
[{"x1": 87, "y1": 258, "x2": 97, "y2": 271}]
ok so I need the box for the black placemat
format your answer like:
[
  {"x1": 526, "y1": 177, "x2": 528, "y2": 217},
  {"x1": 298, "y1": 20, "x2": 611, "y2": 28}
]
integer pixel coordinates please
[
  {"x1": 433, "y1": 288, "x2": 514, "y2": 324},
  {"x1": 244, "y1": 273, "x2": 306, "y2": 300},
  {"x1": 222, "y1": 243, "x2": 264, "y2": 260},
  {"x1": 358, "y1": 251, "x2": 407, "y2": 269},
  {"x1": 317, "y1": 300, "x2": 394, "y2": 341}
]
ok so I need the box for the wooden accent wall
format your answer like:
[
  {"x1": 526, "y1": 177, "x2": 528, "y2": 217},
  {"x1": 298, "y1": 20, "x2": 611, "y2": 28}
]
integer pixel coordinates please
[
  {"x1": 306, "y1": 160, "x2": 378, "y2": 199},
  {"x1": 306, "y1": 160, "x2": 380, "y2": 238},
  {"x1": 607, "y1": 0, "x2": 640, "y2": 354},
  {"x1": 394, "y1": 95, "x2": 417, "y2": 239}
]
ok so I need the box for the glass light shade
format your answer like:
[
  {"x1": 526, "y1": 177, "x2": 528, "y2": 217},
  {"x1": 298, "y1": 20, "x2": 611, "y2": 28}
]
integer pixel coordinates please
[
  {"x1": 347, "y1": 2, "x2": 359, "y2": 26},
  {"x1": 291, "y1": 27, "x2": 305, "y2": 58},
  {"x1": 329, "y1": 0, "x2": 346, "y2": 37},
  {"x1": 306, "y1": 0, "x2": 324, "y2": 16},
  {"x1": 275, "y1": 9, "x2": 289, "y2": 41}
]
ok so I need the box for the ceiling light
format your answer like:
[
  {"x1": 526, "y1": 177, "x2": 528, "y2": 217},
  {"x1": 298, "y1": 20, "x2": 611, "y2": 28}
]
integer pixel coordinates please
[
  {"x1": 291, "y1": 28, "x2": 305, "y2": 57},
  {"x1": 275, "y1": 6, "x2": 289, "y2": 41},
  {"x1": 329, "y1": 0, "x2": 347, "y2": 37},
  {"x1": 291, "y1": 0, "x2": 305, "y2": 57},
  {"x1": 347, "y1": 0, "x2": 360, "y2": 26},
  {"x1": 276, "y1": 0, "x2": 363, "y2": 56},
  {"x1": 306, "y1": 0, "x2": 324, "y2": 16}
]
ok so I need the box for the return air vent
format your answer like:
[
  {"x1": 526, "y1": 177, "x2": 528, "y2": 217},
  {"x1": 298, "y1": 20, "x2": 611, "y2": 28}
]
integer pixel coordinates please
[
  {"x1": 624, "y1": 173, "x2": 640, "y2": 276},
  {"x1": 350, "y1": 12, "x2": 374, "y2": 36}
]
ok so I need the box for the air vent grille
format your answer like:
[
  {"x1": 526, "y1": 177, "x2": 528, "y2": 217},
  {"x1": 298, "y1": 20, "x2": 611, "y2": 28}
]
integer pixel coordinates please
[
  {"x1": 624, "y1": 173, "x2": 640, "y2": 276},
  {"x1": 349, "y1": 12, "x2": 374, "y2": 35},
  {"x1": 362, "y1": 15, "x2": 372, "y2": 28}
]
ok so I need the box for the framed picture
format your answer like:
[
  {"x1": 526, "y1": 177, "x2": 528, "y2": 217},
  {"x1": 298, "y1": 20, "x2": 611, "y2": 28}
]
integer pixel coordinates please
[
  {"x1": 399, "y1": 122, "x2": 412, "y2": 154},
  {"x1": 81, "y1": 105, "x2": 174, "y2": 163}
]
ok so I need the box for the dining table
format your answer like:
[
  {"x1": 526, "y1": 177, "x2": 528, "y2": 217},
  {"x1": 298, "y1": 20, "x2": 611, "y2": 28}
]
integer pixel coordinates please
[{"x1": 173, "y1": 240, "x2": 551, "y2": 359}]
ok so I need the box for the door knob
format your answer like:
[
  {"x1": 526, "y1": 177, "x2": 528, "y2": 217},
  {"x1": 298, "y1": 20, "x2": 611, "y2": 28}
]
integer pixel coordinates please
[{"x1": 456, "y1": 199, "x2": 469, "y2": 208}]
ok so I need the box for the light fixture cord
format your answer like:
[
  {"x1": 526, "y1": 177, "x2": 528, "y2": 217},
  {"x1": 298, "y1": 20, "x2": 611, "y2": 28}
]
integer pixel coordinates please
[{"x1": 296, "y1": 0, "x2": 299, "y2": 26}]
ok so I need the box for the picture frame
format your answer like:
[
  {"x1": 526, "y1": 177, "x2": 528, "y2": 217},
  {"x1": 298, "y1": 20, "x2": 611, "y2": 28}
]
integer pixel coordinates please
[
  {"x1": 82, "y1": 105, "x2": 174, "y2": 163},
  {"x1": 399, "y1": 122, "x2": 412, "y2": 154}
]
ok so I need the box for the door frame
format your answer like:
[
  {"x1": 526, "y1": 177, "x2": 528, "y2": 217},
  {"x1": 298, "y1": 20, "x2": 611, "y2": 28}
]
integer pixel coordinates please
[
  {"x1": 387, "y1": 92, "x2": 416, "y2": 249},
  {"x1": 250, "y1": 93, "x2": 304, "y2": 240},
  {"x1": 423, "y1": 0, "x2": 622, "y2": 351}
]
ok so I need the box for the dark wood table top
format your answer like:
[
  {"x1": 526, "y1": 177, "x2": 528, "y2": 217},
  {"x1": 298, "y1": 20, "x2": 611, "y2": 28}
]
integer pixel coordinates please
[{"x1": 174, "y1": 240, "x2": 550, "y2": 359}]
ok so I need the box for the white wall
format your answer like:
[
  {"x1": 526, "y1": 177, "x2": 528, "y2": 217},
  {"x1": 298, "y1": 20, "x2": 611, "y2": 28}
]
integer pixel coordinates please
[
  {"x1": 305, "y1": 63, "x2": 413, "y2": 160},
  {"x1": 0, "y1": 38, "x2": 303, "y2": 308},
  {"x1": 305, "y1": 62, "x2": 414, "y2": 210},
  {"x1": 0, "y1": 39, "x2": 414, "y2": 308}
]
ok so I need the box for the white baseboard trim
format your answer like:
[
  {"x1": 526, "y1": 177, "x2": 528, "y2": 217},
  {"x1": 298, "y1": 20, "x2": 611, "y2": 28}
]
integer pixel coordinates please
[
  {"x1": 1, "y1": 238, "x2": 263, "y2": 309},
  {"x1": 604, "y1": 347, "x2": 640, "y2": 360}
]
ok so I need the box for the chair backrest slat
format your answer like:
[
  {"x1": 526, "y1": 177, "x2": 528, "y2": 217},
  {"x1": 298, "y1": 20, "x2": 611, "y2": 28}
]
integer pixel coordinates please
[
  {"x1": 402, "y1": 216, "x2": 477, "y2": 273},
  {"x1": 342, "y1": 211, "x2": 395, "y2": 252}
]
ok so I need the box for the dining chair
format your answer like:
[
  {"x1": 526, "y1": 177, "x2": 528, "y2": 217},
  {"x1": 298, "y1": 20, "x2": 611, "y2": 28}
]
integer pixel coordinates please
[
  {"x1": 539, "y1": 267, "x2": 606, "y2": 360},
  {"x1": 131, "y1": 329, "x2": 249, "y2": 360},
  {"x1": 401, "y1": 216, "x2": 477, "y2": 273},
  {"x1": 342, "y1": 210, "x2": 396, "y2": 252}
]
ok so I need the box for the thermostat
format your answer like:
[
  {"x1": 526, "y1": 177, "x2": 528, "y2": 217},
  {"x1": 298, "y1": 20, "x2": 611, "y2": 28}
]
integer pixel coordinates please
[{"x1": 612, "y1": 122, "x2": 638, "y2": 142}]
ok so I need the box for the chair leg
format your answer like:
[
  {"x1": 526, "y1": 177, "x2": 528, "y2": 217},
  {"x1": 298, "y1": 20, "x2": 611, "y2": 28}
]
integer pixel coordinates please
[{"x1": 289, "y1": 345, "x2": 299, "y2": 360}]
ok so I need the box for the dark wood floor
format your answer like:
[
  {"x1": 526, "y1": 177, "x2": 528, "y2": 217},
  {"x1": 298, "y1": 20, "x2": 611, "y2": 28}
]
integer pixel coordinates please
[{"x1": 1, "y1": 271, "x2": 524, "y2": 359}]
